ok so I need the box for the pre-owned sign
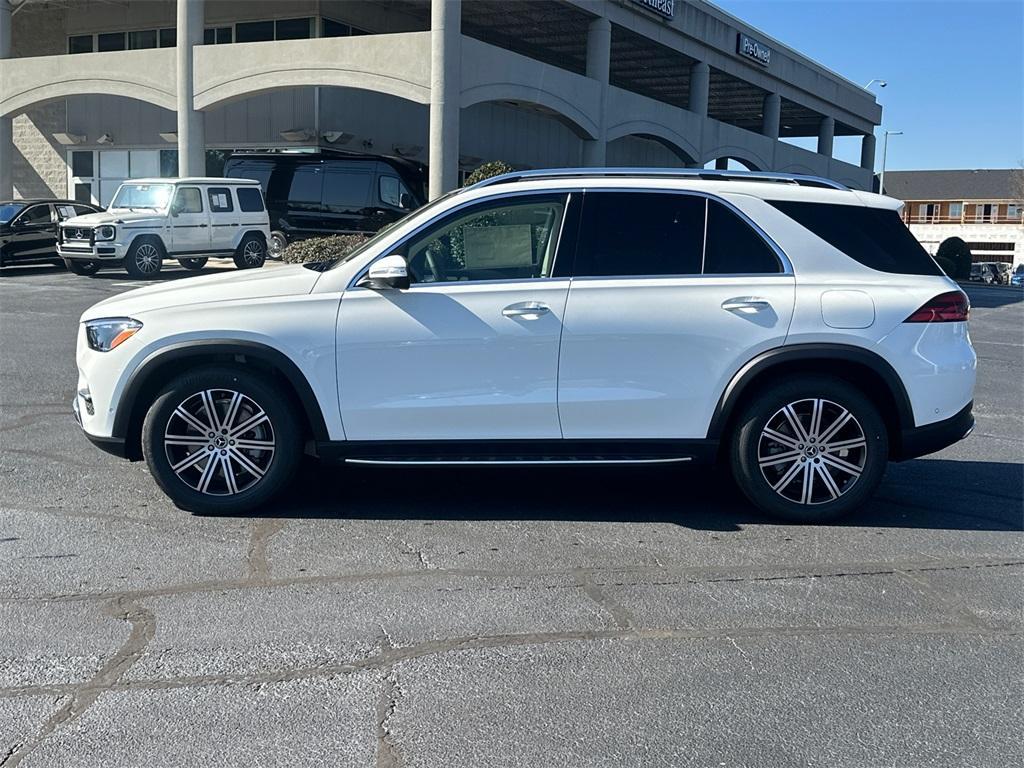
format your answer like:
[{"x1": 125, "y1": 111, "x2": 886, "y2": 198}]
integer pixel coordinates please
[
  {"x1": 630, "y1": 0, "x2": 675, "y2": 20},
  {"x1": 737, "y1": 33, "x2": 772, "y2": 66}
]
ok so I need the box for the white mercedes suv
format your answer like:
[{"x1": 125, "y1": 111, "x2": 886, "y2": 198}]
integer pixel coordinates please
[{"x1": 73, "y1": 169, "x2": 976, "y2": 522}]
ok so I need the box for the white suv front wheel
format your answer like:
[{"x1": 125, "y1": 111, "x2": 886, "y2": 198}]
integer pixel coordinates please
[
  {"x1": 730, "y1": 376, "x2": 888, "y2": 522},
  {"x1": 142, "y1": 367, "x2": 301, "y2": 515}
]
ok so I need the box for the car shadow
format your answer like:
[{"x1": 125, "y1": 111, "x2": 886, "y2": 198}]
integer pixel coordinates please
[{"x1": 255, "y1": 457, "x2": 1024, "y2": 533}]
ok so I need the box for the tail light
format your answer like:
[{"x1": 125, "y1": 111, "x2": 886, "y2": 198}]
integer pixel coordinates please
[{"x1": 904, "y1": 291, "x2": 969, "y2": 323}]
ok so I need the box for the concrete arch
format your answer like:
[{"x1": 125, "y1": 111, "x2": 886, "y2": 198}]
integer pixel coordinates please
[
  {"x1": 704, "y1": 146, "x2": 768, "y2": 172},
  {"x1": 196, "y1": 68, "x2": 431, "y2": 112},
  {"x1": 460, "y1": 84, "x2": 598, "y2": 141},
  {"x1": 776, "y1": 163, "x2": 818, "y2": 176},
  {"x1": 1, "y1": 50, "x2": 177, "y2": 119},
  {"x1": 193, "y1": 34, "x2": 432, "y2": 112},
  {"x1": 606, "y1": 121, "x2": 699, "y2": 165}
]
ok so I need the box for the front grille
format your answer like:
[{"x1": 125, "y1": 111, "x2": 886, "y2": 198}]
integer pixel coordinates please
[{"x1": 63, "y1": 226, "x2": 93, "y2": 242}]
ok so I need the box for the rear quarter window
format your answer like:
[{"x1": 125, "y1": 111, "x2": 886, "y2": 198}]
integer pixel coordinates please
[
  {"x1": 768, "y1": 200, "x2": 942, "y2": 276},
  {"x1": 237, "y1": 187, "x2": 265, "y2": 213}
]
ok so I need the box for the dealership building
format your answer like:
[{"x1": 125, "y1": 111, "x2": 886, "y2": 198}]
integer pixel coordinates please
[{"x1": 1, "y1": 0, "x2": 882, "y2": 204}]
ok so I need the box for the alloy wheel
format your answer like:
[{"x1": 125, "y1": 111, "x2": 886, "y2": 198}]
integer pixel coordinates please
[
  {"x1": 757, "y1": 398, "x2": 867, "y2": 505},
  {"x1": 243, "y1": 239, "x2": 264, "y2": 265},
  {"x1": 163, "y1": 388, "x2": 275, "y2": 496},
  {"x1": 134, "y1": 243, "x2": 161, "y2": 274}
]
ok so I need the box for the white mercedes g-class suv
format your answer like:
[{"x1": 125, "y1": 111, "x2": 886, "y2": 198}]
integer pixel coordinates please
[
  {"x1": 73, "y1": 169, "x2": 976, "y2": 522},
  {"x1": 58, "y1": 178, "x2": 271, "y2": 277}
]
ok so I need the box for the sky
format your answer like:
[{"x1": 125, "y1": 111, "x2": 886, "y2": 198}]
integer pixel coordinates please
[{"x1": 712, "y1": 0, "x2": 1024, "y2": 171}]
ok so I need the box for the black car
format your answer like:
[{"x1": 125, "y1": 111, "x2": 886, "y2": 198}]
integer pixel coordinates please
[
  {"x1": 223, "y1": 150, "x2": 426, "y2": 256},
  {"x1": 0, "y1": 199, "x2": 102, "y2": 268}
]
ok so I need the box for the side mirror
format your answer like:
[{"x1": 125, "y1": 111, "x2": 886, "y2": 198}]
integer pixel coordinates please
[
  {"x1": 363, "y1": 253, "x2": 410, "y2": 290},
  {"x1": 399, "y1": 193, "x2": 413, "y2": 210}
]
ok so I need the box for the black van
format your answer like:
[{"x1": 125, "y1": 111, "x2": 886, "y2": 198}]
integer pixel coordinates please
[{"x1": 223, "y1": 150, "x2": 426, "y2": 256}]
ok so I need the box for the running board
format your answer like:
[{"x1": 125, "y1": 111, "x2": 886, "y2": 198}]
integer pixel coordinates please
[{"x1": 344, "y1": 456, "x2": 693, "y2": 466}]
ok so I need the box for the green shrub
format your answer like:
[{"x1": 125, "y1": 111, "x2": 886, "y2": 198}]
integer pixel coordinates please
[
  {"x1": 280, "y1": 234, "x2": 370, "y2": 264},
  {"x1": 935, "y1": 237, "x2": 973, "y2": 280},
  {"x1": 463, "y1": 160, "x2": 515, "y2": 187},
  {"x1": 934, "y1": 256, "x2": 956, "y2": 276}
]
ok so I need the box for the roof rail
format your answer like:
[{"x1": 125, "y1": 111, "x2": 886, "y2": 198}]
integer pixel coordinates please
[{"x1": 471, "y1": 167, "x2": 849, "y2": 191}]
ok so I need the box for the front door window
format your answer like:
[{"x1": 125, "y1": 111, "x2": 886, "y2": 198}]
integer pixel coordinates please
[{"x1": 404, "y1": 196, "x2": 566, "y2": 283}]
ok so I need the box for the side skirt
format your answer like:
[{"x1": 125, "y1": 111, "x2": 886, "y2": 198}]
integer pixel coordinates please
[{"x1": 314, "y1": 439, "x2": 719, "y2": 467}]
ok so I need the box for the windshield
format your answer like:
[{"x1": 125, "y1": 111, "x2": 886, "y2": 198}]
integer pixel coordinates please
[
  {"x1": 110, "y1": 183, "x2": 173, "y2": 211},
  {"x1": 0, "y1": 203, "x2": 25, "y2": 224},
  {"x1": 325, "y1": 187, "x2": 466, "y2": 270}
]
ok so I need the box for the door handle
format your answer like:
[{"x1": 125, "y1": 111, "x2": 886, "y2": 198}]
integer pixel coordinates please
[
  {"x1": 722, "y1": 297, "x2": 772, "y2": 314},
  {"x1": 502, "y1": 301, "x2": 550, "y2": 319}
]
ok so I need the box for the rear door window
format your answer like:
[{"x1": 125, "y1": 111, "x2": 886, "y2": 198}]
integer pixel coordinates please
[
  {"x1": 768, "y1": 200, "x2": 942, "y2": 276},
  {"x1": 207, "y1": 187, "x2": 234, "y2": 213},
  {"x1": 287, "y1": 166, "x2": 324, "y2": 211},
  {"x1": 704, "y1": 199, "x2": 782, "y2": 274},
  {"x1": 323, "y1": 171, "x2": 372, "y2": 212},
  {"x1": 573, "y1": 192, "x2": 705, "y2": 277}
]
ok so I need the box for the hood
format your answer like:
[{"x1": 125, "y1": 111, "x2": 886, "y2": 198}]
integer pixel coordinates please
[
  {"x1": 63, "y1": 211, "x2": 164, "y2": 228},
  {"x1": 81, "y1": 264, "x2": 321, "y2": 321}
]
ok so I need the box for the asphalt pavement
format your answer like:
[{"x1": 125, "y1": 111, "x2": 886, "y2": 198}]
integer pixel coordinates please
[{"x1": 0, "y1": 263, "x2": 1021, "y2": 767}]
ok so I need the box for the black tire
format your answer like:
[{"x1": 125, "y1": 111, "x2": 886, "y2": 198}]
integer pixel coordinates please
[
  {"x1": 65, "y1": 259, "x2": 101, "y2": 276},
  {"x1": 178, "y1": 257, "x2": 208, "y2": 271},
  {"x1": 124, "y1": 238, "x2": 164, "y2": 278},
  {"x1": 269, "y1": 230, "x2": 287, "y2": 260},
  {"x1": 234, "y1": 233, "x2": 266, "y2": 269},
  {"x1": 142, "y1": 366, "x2": 302, "y2": 515},
  {"x1": 730, "y1": 376, "x2": 888, "y2": 523}
]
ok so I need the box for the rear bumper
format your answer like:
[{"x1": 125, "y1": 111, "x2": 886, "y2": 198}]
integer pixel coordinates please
[{"x1": 895, "y1": 401, "x2": 974, "y2": 461}]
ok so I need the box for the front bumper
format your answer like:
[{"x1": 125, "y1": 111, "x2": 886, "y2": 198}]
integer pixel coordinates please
[
  {"x1": 58, "y1": 242, "x2": 124, "y2": 260},
  {"x1": 895, "y1": 401, "x2": 975, "y2": 461},
  {"x1": 73, "y1": 394, "x2": 129, "y2": 458}
]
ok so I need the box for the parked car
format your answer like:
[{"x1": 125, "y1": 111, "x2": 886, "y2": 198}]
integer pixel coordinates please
[
  {"x1": 57, "y1": 178, "x2": 271, "y2": 278},
  {"x1": 224, "y1": 150, "x2": 426, "y2": 257},
  {"x1": 969, "y1": 263, "x2": 996, "y2": 284},
  {"x1": 0, "y1": 199, "x2": 101, "y2": 268},
  {"x1": 1012, "y1": 265, "x2": 1024, "y2": 287},
  {"x1": 72, "y1": 168, "x2": 976, "y2": 523},
  {"x1": 988, "y1": 261, "x2": 1012, "y2": 285}
]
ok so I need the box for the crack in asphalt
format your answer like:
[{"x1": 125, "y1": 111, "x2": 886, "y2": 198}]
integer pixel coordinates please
[
  {"x1": 375, "y1": 627, "x2": 402, "y2": 768},
  {"x1": 1, "y1": 622, "x2": 1018, "y2": 703},
  {"x1": 246, "y1": 518, "x2": 286, "y2": 582},
  {"x1": 1, "y1": 557, "x2": 1021, "y2": 604},
  {"x1": 0, "y1": 597, "x2": 155, "y2": 766},
  {"x1": 577, "y1": 569, "x2": 634, "y2": 630}
]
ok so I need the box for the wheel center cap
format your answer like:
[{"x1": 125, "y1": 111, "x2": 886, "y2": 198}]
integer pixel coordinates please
[
  {"x1": 806, "y1": 446, "x2": 818, "y2": 456},
  {"x1": 214, "y1": 436, "x2": 227, "y2": 448}
]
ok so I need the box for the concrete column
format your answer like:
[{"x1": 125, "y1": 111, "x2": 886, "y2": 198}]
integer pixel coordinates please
[
  {"x1": 860, "y1": 132, "x2": 876, "y2": 171},
  {"x1": 429, "y1": 0, "x2": 461, "y2": 198},
  {"x1": 581, "y1": 15, "x2": 611, "y2": 167},
  {"x1": 715, "y1": 157, "x2": 729, "y2": 170},
  {"x1": 761, "y1": 93, "x2": 781, "y2": 139},
  {"x1": 817, "y1": 116, "x2": 835, "y2": 157},
  {"x1": 688, "y1": 61, "x2": 709, "y2": 117},
  {"x1": 0, "y1": 0, "x2": 13, "y2": 199},
  {"x1": 176, "y1": 0, "x2": 205, "y2": 177}
]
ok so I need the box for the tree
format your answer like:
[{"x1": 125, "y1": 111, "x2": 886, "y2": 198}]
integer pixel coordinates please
[
  {"x1": 463, "y1": 161, "x2": 515, "y2": 187},
  {"x1": 936, "y1": 237, "x2": 973, "y2": 280}
]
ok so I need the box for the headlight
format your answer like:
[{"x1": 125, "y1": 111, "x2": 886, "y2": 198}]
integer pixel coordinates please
[
  {"x1": 85, "y1": 318, "x2": 143, "y2": 352},
  {"x1": 95, "y1": 225, "x2": 116, "y2": 241}
]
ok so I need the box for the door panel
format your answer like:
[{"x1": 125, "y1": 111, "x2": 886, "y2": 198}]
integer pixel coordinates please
[
  {"x1": 337, "y1": 280, "x2": 570, "y2": 440},
  {"x1": 8, "y1": 204, "x2": 56, "y2": 260},
  {"x1": 169, "y1": 186, "x2": 210, "y2": 253},
  {"x1": 558, "y1": 275, "x2": 795, "y2": 439}
]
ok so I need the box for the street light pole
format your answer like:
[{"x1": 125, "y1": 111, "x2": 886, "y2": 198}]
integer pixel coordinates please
[
  {"x1": 864, "y1": 78, "x2": 888, "y2": 90},
  {"x1": 879, "y1": 130, "x2": 903, "y2": 195}
]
